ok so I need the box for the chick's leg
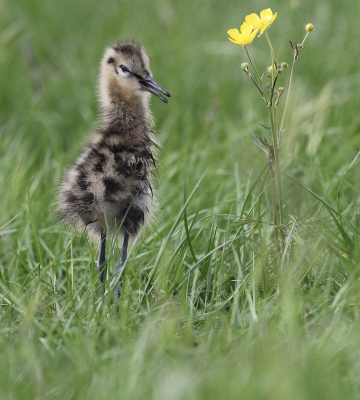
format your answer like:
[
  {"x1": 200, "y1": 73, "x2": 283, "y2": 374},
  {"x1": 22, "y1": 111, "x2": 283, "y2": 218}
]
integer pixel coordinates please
[
  {"x1": 97, "y1": 233, "x2": 107, "y2": 286},
  {"x1": 114, "y1": 232, "x2": 129, "y2": 299}
]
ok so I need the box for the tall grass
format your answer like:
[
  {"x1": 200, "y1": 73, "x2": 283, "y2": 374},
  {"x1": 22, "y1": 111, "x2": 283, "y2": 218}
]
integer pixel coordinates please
[{"x1": 1, "y1": 0, "x2": 360, "y2": 398}]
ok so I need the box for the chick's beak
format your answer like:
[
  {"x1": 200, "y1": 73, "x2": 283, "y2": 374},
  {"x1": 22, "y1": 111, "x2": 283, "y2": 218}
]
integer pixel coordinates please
[{"x1": 139, "y1": 74, "x2": 171, "y2": 103}]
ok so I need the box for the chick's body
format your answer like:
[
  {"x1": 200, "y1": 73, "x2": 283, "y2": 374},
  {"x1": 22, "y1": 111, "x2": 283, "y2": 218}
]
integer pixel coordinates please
[
  {"x1": 59, "y1": 105, "x2": 154, "y2": 239},
  {"x1": 58, "y1": 42, "x2": 169, "y2": 246}
]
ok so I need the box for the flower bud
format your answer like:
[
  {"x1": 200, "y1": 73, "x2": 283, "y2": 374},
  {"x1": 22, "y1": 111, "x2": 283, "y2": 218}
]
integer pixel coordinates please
[
  {"x1": 267, "y1": 65, "x2": 274, "y2": 73},
  {"x1": 305, "y1": 23, "x2": 314, "y2": 32},
  {"x1": 280, "y1": 62, "x2": 289, "y2": 69},
  {"x1": 241, "y1": 62, "x2": 249, "y2": 70},
  {"x1": 297, "y1": 44, "x2": 304, "y2": 51}
]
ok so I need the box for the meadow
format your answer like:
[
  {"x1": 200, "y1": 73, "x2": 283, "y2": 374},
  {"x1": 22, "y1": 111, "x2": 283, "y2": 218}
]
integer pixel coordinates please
[{"x1": 1, "y1": 0, "x2": 360, "y2": 398}]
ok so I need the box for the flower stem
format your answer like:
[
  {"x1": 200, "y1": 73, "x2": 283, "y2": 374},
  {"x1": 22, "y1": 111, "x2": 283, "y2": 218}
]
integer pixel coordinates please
[
  {"x1": 268, "y1": 106, "x2": 284, "y2": 230},
  {"x1": 278, "y1": 53, "x2": 296, "y2": 146},
  {"x1": 244, "y1": 45, "x2": 261, "y2": 84},
  {"x1": 268, "y1": 149, "x2": 281, "y2": 257},
  {"x1": 279, "y1": 29, "x2": 309, "y2": 147},
  {"x1": 264, "y1": 32, "x2": 275, "y2": 86},
  {"x1": 265, "y1": 31, "x2": 284, "y2": 248},
  {"x1": 301, "y1": 32, "x2": 309, "y2": 46},
  {"x1": 244, "y1": 45, "x2": 266, "y2": 100}
]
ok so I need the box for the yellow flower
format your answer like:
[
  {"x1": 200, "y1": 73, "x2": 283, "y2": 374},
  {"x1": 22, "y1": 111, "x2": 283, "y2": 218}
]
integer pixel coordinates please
[
  {"x1": 245, "y1": 8, "x2": 277, "y2": 36},
  {"x1": 227, "y1": 22, "x2": 258, "y2": 46}
]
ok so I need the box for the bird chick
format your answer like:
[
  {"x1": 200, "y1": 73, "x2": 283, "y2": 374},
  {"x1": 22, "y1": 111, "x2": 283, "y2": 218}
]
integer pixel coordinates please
[{"x1": 58, "y1": 41, "x2": 170, "y2": 298}]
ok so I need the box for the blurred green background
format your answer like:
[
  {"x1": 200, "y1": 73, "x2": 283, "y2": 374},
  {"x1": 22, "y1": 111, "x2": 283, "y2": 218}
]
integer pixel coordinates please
[{"x1": 1, "y1": 0, "x2": 360, "y2": 399}]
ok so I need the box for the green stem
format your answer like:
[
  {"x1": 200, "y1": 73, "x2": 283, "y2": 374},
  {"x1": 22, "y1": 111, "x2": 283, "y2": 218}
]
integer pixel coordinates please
[
  {"x1": 279, "y1": 31, "x2": 310, "y2": 148},
  {"x1": 278, "y1": 54, "x2": 296, "y2": 146},
  {"x1": 301, "y1": 32, "x2": 309, "y2": 46},
  {"x1": 268, "y1": 150, "x2": 281, "y2": 259},
  {"x1": 268, "y1": 106, "x2": 284, "y2": 230},
  {"x1": 265, "y1": 31, "x2": 284, "y2": 242},
  {"x1": 264, "y1": 32, "x2": 275, "y2": 86},
  {"x1": 244, "y1": 45, "x2": 261, "y2": 84},
  {"x1": 244, "y1": 45, "x2": 266, "y2": 99}
]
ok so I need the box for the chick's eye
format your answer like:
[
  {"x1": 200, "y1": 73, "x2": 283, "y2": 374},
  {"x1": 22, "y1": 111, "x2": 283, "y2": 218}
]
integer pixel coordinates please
[{"x1": 120, "y1": 65, "x2": 128, "y2": 73}]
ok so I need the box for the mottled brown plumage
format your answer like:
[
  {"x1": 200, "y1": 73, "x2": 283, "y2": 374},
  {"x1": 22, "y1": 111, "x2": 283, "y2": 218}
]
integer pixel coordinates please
[{"x1": 57, "y1": 41, "x2": 170, "y2": 298}]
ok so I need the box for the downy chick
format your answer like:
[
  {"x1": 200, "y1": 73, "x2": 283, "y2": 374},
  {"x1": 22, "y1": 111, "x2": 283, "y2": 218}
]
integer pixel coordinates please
[{"x1": 58, "y1": 41, "x2": 170, "y2": 298}]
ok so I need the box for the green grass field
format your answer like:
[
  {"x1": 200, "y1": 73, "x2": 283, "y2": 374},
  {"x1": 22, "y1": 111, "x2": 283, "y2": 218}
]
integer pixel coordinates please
[{"x1": 1, "y1": 0, "x2": 360, "y2": 398}]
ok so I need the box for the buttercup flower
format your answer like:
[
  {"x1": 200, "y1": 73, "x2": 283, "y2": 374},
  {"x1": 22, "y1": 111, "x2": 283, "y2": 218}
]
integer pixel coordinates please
[
  {"x1": 245, "y1": 8, "x2": 277, "y2": 36},
  {"x1": 227, "y1": 22, "x2": 258, "y2": 46}
]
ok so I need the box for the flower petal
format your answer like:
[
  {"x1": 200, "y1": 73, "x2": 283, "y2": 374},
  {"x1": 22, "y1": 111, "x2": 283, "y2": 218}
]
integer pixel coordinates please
[
  {"x1": 270, "y1": 12, "x2": 277, "y2": 23},
  {"x1": 227, "y1": 19, "x2": 258, "y2": 46},
  {"x1": 245, "y1": 13, "x2": 261, "y2": 30},
  {"x1": 249, "y1": 29, "x2": 258, "y2": 41},
  {"x1": 227, "y1": 28, "x2": 241, "y2": 40},
  {"x1": 260, "y1": 8, "x2": 273, "y2": 21},
  {"x1": 240, "y1": 21, "x2": 253, "y2": 35}
]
